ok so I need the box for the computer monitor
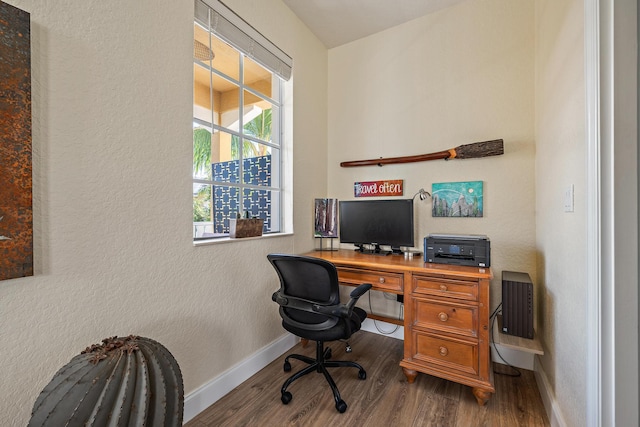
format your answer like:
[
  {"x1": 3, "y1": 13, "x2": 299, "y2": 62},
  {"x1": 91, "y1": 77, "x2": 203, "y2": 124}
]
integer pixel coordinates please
[{"x1": 339, "y1": 199, "x2": 414, "y2": 255}]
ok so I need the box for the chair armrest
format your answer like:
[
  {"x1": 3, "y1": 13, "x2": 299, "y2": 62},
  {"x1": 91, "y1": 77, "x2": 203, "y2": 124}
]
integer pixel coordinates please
[
  {"x1": 273, "y1": 292, "x2": 324, "y2": 312},
  {"x1": 345, "y1": 283, "x2": 372, "y2": 312},
  {"x1": 312, "y1": 304, "x2": 349, "y2": 317},
  {"x1": 310, "y1": 284, "x2": 369, "y2": 315},
  {"x1": 272, "y1": 291, "x2": 285, "y2": 304},
  {"x1": 350, "y1": 283, "x2": 373, "y2": 299},
  {"x1": 312, "y1": 283, "x2": 372, "y2": 317}
]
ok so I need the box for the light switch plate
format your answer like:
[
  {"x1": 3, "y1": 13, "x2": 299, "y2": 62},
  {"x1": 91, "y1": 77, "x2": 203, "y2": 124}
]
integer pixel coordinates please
[{"x1": 564, "y1": 185, "x2": 574, "y2": 212}]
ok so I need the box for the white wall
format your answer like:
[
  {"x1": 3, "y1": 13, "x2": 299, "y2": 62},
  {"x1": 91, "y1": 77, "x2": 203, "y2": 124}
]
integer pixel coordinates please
[
  {"x1": 535, "y1": 0, "x2": 587, "y2": 425},
  {"x1": 0, "y1": 0, "x2": 327, "y2": 425},
  {"x1": 595, "y1": 0, "x2": 639, "y2": 424},
  {"x1": 328, "y1": 0, "x2": 536, "y2": 318}
]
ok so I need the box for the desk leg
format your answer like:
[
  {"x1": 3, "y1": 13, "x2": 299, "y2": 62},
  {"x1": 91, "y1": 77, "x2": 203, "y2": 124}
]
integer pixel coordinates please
[
  {"x1": 472, "y1": 387, "x2": 492, "y2": 406},
  {"x1": 402, "y1": 368, "x2": 418, "y2": 383},
  {"x1": 300, "y1": 338, "x2": 309, "y2": 348}
]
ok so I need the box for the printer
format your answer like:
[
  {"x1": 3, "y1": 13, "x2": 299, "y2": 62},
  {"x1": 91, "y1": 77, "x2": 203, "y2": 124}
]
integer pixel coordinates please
[{"x1": 424, "y1": 234, "x2": 490, "y2": 267}]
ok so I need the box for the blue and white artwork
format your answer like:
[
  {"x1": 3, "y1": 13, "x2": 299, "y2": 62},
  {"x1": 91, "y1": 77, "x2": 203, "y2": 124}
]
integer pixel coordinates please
[
  {"x1": 432, "y1": 181, "x2": 483, "y2": 217},
  {"x1": 211, "y1": 155, "x2": 271, "y2": 233}
]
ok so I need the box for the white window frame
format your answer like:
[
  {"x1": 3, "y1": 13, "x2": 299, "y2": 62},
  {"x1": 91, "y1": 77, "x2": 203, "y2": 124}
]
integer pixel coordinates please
[{"x1": 193, "y1": 0, "x2": 291, "y2": 241}]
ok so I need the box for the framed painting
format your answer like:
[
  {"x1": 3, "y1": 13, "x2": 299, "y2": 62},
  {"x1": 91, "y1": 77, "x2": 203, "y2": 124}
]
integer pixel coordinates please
[
  {"x1": 314, "y1": 198, "x2": 338, "y2": 238},
  {"x1": 0, "y1": 2, "x2": 33, "y2": 280},
  {"x1": 432, "y1": 181, "x2": 483, "y2": 217}
]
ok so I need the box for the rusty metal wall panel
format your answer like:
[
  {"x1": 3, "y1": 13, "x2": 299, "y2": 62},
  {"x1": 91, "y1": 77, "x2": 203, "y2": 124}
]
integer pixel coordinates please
[{"x1": 0, "y1": 2, "x2": 33, "y2": 280}]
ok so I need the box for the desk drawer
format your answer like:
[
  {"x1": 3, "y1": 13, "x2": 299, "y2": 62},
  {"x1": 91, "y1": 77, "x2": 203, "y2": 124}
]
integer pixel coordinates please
[
  {"x1": 413, "y1": 299, "x2": 477, "y2": 338},
  {"x1": 412, "y1": 332, "x2": 478, "y2": 376},
  {"x1": 337, "y1": 267, "x2": 403, "y2": 293},
  {"x1": 413, "y1": 276, "x2": 478, "y2": 301}
]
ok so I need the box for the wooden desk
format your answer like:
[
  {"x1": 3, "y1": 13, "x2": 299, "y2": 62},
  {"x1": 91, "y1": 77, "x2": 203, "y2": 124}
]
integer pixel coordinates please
[{"x1": 305, "y1": 249, "x2": 495, "y2": 405}]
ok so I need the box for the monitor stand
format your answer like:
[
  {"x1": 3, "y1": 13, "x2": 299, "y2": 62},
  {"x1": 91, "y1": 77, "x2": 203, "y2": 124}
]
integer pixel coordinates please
[
  {"x1": 315, "y1": 236, "x2": 338, "y2": 251},
  {"x1": 356, "y1": 244, "x2": 391, "y2": 256}
]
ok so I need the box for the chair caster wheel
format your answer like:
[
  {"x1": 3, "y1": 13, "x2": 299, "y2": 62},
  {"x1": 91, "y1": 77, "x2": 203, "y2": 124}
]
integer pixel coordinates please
[
  {"x1": 281, "y1": 391, "x2": 292, "y2": 405},
  {"x1": 335, "y1": 399, "x2": 347, "y2": 413},
  {"x1": 358, "y1": 370, "x2": 367, "y2": 380},
  {"x1": 325, "y1": 348, "x2": 332, "y2": 360},
  {"x1": 283, "y1": 361, "x2": 291, "y2": 372}
]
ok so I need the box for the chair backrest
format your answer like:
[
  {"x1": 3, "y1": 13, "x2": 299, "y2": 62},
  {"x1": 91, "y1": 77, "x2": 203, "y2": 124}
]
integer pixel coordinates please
[{"x1": 267, "y1": 254, "x2": 341, "y2": 330}]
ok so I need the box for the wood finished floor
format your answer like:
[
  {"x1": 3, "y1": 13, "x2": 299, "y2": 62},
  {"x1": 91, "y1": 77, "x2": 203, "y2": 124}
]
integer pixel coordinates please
[{"x1": 185, "y1": 331, "x2": 549, "y2": 427}]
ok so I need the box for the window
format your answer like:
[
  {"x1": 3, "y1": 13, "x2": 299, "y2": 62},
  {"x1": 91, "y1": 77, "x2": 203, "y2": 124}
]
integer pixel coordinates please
[{"x1": 193, "y1": 0, "x2": 292, "y2": 239}]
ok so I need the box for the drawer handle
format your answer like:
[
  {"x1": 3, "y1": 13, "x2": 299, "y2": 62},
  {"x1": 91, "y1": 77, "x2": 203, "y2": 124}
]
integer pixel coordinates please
[
  {"x1": 378, "y1": 277, "x2": 385, "y2": 284},
  {"x1": 438, "y1": 312, "x2": 449, "y2": 322},
  {"x1": 439, "y1": 346, "x2": 448, "y2": 357}
]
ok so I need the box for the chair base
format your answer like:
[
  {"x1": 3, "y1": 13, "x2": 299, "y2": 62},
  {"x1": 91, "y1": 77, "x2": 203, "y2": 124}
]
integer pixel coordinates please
[{"x1": 280, "y1": 340, "x2": 366, "y2": 413}]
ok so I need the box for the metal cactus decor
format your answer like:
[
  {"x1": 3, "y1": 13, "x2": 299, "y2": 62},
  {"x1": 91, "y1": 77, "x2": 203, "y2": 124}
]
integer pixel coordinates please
[{"x1": 29, "y1": 335, "x2": 184, "y2": 427}]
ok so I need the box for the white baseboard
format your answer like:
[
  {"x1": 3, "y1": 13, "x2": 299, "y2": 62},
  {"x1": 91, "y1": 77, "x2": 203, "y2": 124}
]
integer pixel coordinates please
[
  {"x1": 183, "y1": 333, "x2": 298, "y2": 424},
  {"x1": 490, "y1": 343, "x2": 535, "y2": 370},
  {"x1": 360, "y1": 318, "x2": 404, "y2": 340},
  {"x1": 534, "y1": 357, "x2": 568, "y2": 427}
]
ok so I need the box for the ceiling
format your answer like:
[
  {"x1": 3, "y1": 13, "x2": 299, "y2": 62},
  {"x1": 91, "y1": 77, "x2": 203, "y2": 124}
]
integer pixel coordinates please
[{"x1": 282, "y1": 0, "x2": 469, "y2": 48}]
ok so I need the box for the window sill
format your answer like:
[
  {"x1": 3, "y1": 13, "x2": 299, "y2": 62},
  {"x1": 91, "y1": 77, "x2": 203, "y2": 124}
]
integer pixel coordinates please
[{"x1": 193, "y1": 232, "x2": 293, "y2": 247}]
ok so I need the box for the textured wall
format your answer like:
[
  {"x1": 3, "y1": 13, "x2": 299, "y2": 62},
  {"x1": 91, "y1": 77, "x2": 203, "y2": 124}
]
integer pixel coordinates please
[
  {"x1": 535, "y1": 0, "x2": 587, "y2": 424},
  {"x1": 0, "y1": 0, "x2": 327, "y2": 425},
  {"x1": 328, "y1": 0, "x2": 536, "y2": 315}
]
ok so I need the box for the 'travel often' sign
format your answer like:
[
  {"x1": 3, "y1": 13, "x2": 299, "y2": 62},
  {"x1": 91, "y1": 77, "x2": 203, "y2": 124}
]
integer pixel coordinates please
[{"x1": 354, "y1": 180, "x2": 403, "y2": 197}]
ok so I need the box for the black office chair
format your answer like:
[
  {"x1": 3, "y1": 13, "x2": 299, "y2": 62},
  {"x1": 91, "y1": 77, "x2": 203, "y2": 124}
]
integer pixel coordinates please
[{"x1": 267, "y1": 254, "x2": 372, "y2": 413}]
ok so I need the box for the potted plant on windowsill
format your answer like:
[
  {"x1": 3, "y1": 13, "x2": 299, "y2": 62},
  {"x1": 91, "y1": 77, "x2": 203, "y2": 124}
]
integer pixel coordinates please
[{"x1": 229, "y1": 211, "x2": 264, "y2": 238}]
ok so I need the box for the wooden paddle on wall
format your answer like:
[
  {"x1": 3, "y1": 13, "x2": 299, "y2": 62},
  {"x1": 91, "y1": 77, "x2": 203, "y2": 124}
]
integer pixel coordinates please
[{"x1": 340, "y1": 139, "x2": 504, "y2": 167}]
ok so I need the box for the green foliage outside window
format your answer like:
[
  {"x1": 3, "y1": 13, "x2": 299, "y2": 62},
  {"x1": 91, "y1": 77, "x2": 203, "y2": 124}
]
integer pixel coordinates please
[
  {"x1": 231, "y1": 109, "x2": 272, "y2": 158},
  {"x1": 193, "y1": 127, "x2": 212, "y2": 179},
  {"x1": 193, "y1": 109, "x2": 272, "y2": 223},
  {"x1": 193, "y1": 185, "x2": 211, "y2": 222}
]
